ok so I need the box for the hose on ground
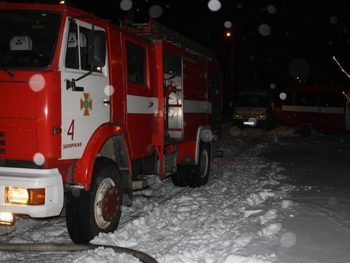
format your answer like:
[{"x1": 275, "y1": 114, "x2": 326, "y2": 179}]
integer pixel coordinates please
[{"x1": 0, "y1": 243, "x2": 158, "y2": 263}]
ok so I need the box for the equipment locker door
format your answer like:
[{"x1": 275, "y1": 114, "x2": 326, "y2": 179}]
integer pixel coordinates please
[{"x1": 125, "y1": 40, "x2": 157, "y2": 159}]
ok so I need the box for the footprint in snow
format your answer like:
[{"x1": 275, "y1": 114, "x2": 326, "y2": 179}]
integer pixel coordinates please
[
  {"x1": 243, "y1": 209, "x2": 263, "y2": 218},
  {"x1": 246, "y1": 192, "x2": 276, "y2": 206},
  {"x1": 281, "y1": 200, "x2": 292, "y2": 208},
  {"x1": 258, "y1": 209, "x2": 277, "y2": 225},
  {"x1": 257, "y1": 223, "x2": 282, "y2": 237}
]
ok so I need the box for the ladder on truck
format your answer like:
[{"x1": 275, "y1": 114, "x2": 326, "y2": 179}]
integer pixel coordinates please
[{"x1": 121, "y1": 18, "x2": 217, "y2": 61}]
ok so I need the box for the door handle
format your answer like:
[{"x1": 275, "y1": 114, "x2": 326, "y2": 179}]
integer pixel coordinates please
[{"x1": 102, "y1": 99, "x2": 110, "y2": 105}]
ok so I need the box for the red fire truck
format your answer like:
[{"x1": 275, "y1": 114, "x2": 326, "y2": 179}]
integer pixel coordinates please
[
  {"x1": 0, "y1": 3, "x2": 222, "y2": 243},
  {"x1": 281, "y1": 85, "x2": 350, "y2": 137}
]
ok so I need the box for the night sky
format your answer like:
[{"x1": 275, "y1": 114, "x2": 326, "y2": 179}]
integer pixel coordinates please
[
  {"x1": 69, "y1": 1, "x2": 350, "y2": 90},
  {"x1": 7, "y1": 0, "x2": 350, "y2": 107}
]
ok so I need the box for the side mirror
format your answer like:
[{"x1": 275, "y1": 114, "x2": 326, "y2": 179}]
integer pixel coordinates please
[{"x1": 88, "y1": 30, "x2": 106, "y2": 67}]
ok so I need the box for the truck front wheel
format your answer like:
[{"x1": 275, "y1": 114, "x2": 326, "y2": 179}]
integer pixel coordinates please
[{"x1": 66, "y1": 157, "x2": 123, "y2": 244}]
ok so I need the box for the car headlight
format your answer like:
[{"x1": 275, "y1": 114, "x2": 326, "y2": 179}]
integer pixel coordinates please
[
  {"x1": 234, "y1": 112, "x2": 241, "y2": 119},
  {"x1": 258, "y1": 113, "x2": 266, "y2": 119}
]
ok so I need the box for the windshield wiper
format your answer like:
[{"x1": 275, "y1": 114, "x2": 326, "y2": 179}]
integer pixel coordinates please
[{"x1": 0, "y1": 61, "x2": 15, "y2": 78}]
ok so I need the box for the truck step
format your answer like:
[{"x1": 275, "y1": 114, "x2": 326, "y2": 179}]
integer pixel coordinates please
[{"x1": 132, "y1": 175, "x2": 157, "y2": 190}]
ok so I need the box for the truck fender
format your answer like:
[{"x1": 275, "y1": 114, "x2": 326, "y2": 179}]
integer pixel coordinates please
[
  {"x1": 195, "y1": 126, "x2": 213, "y2": 165},
  {"x1": 177, "y1": 126, "x2": 213, "y2": 166},
  {"x1": 72, "y1": 123, "x2": 124, "y2": 191}
]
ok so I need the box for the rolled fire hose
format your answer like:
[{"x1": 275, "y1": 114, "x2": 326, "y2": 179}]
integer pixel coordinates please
[{"x1": 0, "y1": 243, "x2": 159, "y2": 263}]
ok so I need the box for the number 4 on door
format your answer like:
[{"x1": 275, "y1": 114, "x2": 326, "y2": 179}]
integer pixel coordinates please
[{"x1": 67, "y1": 119, "x2": 75, "y2": 140}]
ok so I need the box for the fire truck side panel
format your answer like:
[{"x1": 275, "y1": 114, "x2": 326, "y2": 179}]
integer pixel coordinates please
[
  {"x1": 281, "y1": 85, "x2": 350, "y2": 135},
  {"x1": 122, "y1": 35, "x2": 159, "y2": 161},
  {"x1": 182, "y1": 56, "x2": 210, "y2": 144},
  {"x1": 208, "y1": 63, "x2": 223, "y2": 137}
]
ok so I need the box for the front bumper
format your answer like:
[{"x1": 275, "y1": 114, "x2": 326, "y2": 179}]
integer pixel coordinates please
[
  {"x1": 0, "y1": 167, "x2": 64, "y2": 218},
  {"x1": 233, "y1": 118, "x2": 267, "y2": 128}
]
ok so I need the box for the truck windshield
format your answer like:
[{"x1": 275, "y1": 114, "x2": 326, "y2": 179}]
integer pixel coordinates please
[
  {"x1": 0, "y1": 11, "x2": 60, "y2": 69},
  {"x1": 236, "y1": 94, "x2": 268, "y2": 107}
]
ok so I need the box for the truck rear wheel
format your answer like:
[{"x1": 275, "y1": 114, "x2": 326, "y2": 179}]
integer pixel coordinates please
[
  {"x1": 171, "y1": 164, "x2": 189, "y2": 187},
  {"x1": 187, "y1": 142, "x2": 211, "y2": 188},
  {"x1": 66, "y1": 157, "x2": 123, "y2": 244},
  {"x1": 300, "y1": 123, "x2": 313, "y2": 138}
]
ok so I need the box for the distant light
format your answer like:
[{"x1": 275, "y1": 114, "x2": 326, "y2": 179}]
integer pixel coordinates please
[
  {"x1": 288, "y1": 58, "x2": 310, "y2": 80},
  {"x1": 226, "y1": 32, "x2": 231, "y2": 37}
]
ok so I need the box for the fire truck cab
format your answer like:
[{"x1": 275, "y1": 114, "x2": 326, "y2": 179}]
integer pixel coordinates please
[{"x1": 0, "y1": 3, "x2": 222, "y2": 243}]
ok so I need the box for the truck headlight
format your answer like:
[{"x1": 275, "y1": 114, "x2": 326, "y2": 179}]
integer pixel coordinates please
[
  {"x1": 258, "y1": 113, "x2": 266, "y2": 119},
  {"x1": 5, "y1": 187, "x2": 45, "y2": 205},
  {"x1": 234, "y1": 112, "x2": 241, "y2": 119}
]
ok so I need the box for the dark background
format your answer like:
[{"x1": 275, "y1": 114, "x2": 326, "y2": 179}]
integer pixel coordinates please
[{"x1": 7, "y1": 0, "x2": 350, "y2": 113}]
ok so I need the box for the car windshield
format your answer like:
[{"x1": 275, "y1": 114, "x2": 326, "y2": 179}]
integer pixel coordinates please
[
  {"x1": 0, "y1": 10, "x2": 61, "y2": 69},
  {"x1": 236, "y1": 94, "x2": 268, "y2": 107}
]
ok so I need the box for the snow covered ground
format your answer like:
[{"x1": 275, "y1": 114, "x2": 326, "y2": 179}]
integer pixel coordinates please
[{"x1": 1, "y1": 124, "x2": 350, "y2": 263}]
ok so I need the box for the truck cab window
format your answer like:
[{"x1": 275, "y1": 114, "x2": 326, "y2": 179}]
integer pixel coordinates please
[
  {"x1": 0, "y1": 11, "x2": 59, "y2": 68},
  {"x1": 126, "y1": 41, "x2": 146, "y2": 85},
  {"x1": 296, "y1": 92, "x2": 317, "y2": 106},
  {"x1": 65, "y1": 24, "x2": 89, "y2": 70}
]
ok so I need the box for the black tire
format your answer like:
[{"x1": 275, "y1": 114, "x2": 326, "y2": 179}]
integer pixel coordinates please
[
  {"x1": 171, "y1": 164, "x2": 189, "y2": 187},
  {"x1": 300, "y1": 123, "x2": 313, "y2": 138},
  {"x1": 66, "y1": 157, "x2": 123, "y2": 244},
  {"x1": 187, "y1": 142, "x2": 211, "y2": 188}
]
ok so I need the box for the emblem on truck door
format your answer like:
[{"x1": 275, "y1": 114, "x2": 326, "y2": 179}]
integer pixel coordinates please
[{"x1": 80, "y1": 93, "x2": 93, "y2": 116}]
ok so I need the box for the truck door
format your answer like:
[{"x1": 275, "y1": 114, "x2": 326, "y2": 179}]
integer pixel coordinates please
[
  {"x1": 60, "y1": 19, "x2": 110, "y2": 159},
  {"x1": 125, "y1": 40, "x2": 156, "y2": 159}
]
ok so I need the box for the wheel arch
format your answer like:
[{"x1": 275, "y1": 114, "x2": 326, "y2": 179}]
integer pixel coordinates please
[
  {"x1": 177, "y1": 126, "x2": 213, "y2": 166},
  {"x1": 194, "y1": 126, "x2": 213, "y2": 165},
  {"x1": 72, "y1": 123, "x2": 130, "y2": 191}
]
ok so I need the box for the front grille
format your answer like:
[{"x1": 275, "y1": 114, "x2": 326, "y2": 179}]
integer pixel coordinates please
[
  {"x1": 0, "y1": 124, "x2": 37, "y2": 160},
  {"x1": 0, "y1": 159, "x2": 41, "y2": 169}
]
